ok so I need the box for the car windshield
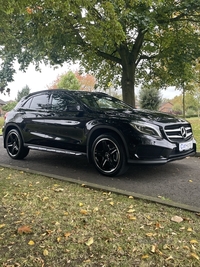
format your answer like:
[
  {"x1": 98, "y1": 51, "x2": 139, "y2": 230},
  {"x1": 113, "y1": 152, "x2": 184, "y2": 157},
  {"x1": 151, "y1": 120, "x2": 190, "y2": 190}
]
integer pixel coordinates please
[{"x1": 78, "y1": 94, "x2": 132, "y2": 111}]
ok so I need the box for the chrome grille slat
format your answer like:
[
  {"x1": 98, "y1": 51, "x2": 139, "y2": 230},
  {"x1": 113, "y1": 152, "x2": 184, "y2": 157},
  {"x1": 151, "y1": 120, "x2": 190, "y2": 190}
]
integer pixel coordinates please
[{"x1": 164, "y1": 123, "x2": 192, "y2": 142}]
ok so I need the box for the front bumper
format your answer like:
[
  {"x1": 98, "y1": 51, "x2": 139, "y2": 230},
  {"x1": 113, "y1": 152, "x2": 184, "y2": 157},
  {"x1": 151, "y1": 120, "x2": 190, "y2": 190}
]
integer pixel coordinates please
[{"x1": 127, "y1": 136, "x2": 196, "y2": 165}]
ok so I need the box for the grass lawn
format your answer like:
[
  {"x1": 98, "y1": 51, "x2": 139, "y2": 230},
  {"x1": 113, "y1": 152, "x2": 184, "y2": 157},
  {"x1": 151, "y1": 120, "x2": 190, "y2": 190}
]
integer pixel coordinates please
[
  {"x1": 187, "y1": 117, "x2": 200, "y2": 152},
  {"x1": 0, "y1": 167, "x2": 200, "y2": 266},
  {"x1": 0, "y1": 117, "x2": 3, "y2": 135}
]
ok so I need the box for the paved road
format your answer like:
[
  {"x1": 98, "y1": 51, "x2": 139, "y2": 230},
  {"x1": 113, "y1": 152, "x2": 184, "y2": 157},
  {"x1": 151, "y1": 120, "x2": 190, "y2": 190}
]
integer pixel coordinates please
[{"x1": 0, "y1": 136, "x2": 200, "y2": 211}]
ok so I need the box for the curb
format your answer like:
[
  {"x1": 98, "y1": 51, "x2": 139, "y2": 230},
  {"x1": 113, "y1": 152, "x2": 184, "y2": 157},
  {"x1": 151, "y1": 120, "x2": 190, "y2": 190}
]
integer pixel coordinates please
[{"x1": 0, "y1": 162, "x2": 200, "y2": 214}]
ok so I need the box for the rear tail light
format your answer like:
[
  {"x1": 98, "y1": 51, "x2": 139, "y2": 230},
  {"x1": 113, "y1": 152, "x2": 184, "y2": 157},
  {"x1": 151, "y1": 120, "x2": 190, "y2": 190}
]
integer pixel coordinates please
[{"x1": 4, "y1": 112, "x2": 8, "y2": 120}]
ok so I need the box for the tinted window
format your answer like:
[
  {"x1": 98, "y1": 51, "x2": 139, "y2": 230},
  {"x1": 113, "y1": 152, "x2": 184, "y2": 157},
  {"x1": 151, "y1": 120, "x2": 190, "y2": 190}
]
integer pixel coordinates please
[
  {"x1": 22, "y1": 98, "x2": 32, "y2": 109},
  {"x1": 29, "y1": 94, "x2": 50, "y2": 110},
  {"x1": 51, "y1": 92, "x2": 77, "y2": 111}
]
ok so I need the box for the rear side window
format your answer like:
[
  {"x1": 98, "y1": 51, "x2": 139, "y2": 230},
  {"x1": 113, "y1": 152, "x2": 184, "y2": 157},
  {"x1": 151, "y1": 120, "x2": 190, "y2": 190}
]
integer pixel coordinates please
[{"x1": 28, "y1": 93, "x2": 50, "y2": 110}]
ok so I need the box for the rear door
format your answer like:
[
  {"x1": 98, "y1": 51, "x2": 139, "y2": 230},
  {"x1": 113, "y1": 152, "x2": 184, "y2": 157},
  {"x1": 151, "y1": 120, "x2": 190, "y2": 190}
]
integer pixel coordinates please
[{"x1": 19, "y1": 92, "x2": 51, "y2": 145}]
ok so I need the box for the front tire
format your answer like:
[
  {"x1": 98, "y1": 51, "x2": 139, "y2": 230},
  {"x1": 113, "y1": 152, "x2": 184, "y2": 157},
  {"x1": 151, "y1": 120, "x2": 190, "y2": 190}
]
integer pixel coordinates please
[
  {"x1": 91, "y1": 134, "x2": 128, "y2": 176},
  {"x1": 5, "y1": 129, "x2": 29, "y2": 159}
]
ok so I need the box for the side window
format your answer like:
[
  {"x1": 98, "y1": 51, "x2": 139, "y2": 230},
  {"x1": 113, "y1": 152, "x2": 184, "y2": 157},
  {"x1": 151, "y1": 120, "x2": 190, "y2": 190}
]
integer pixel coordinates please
[
  {"x1": 51, "y1": 92, "x2": 77, "y2": 111},
  {"x1": 29, "y1": 94, "x2": 50, "y2": 110},
  {"x1": 22, "y1": 98, "x2": 32, "y2": 109}
]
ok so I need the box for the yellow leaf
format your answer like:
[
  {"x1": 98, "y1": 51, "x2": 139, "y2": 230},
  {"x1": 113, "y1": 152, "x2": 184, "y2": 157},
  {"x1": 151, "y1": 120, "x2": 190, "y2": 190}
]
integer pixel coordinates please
[
  {"x1": 141, "y1": 254, "x2": 149, "y2": 259},
  {"x1": 127, "y1": 209, "x2": 135, "y2": 213},
  {"x1": 28, "y1": 240, "x2": 35, "y2": 246},
  {"x1": 93, "y1": 207, "x2": 99, "y2": 212},
  {"x1": 187, "y1": 227, "x2": 193, "y2": 232},
  {"x1": 128, "y1": 216, "x2": 136, "y2": 220},
  {"x1": 165, "y1": 255, "x2": 173, "y2": 261},
  {"x1": 109, "y1": 202, "x2": 114, "y2": 206},
  {"x1": 57, "y1": 237, "x2": 61, "y2": 243},
  {"x1": 80, "y1": 209, "x2": 88, "y2": 215},
  {"x1": 190, "y1": 253, "x2": 199, "y2": 260},
  {"x1": 79, "y1": 203, "x2": 84, "y2": 207},
  {"x1": 54, "y1": 188, "x2": 64, "y2": 192},
  {"x1": 85, "y1": 237, "x2": 94, "y2": 246},
  {"x1": 128, "y1": 196, "x2": 133, "y2": 199},
  {"x1": 151, "y1": 245, "x2": 156, "y2": 253},
  {"x1": 0, "y1": 224, "x2": 6, "y2": 229},
  {"x1": 64, "y1": 232, "x2": 71, "y2": 238},
  {"x1": 189, "y1": 180, "x2": 193, "y2": 182},
  {"x1": 146, "y1": 233, "x2": 156, "y2": 237},
  {"x1": 43, "y1": 249, "x2": 49, "y2": 256},
  {"x1": 190, "y1": 240, "x2": 198, "y2": 244}
]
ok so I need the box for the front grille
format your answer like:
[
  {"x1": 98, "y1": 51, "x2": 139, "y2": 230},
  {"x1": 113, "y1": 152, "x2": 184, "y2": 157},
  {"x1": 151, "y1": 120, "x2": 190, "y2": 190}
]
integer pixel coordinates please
[{"x1": 164, "y1": 123, "x2": 193, "y2": 142}]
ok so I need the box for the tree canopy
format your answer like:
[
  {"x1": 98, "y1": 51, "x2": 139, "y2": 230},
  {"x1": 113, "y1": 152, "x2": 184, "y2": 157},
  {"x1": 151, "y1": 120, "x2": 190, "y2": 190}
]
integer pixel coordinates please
[
  {"x1": 16, "y1": 85, "x2": 31, "y2": 102},
  {"x1": 56, "y1": 71, "x2": 81, "y2": 90},
  {"x1": 0, "y1": 0, "x2": 200, "y2": 106}
]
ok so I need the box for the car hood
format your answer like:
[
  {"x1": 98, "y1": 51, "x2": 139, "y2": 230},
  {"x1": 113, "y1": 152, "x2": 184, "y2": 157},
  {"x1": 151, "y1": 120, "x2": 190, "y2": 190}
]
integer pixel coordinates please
[{"x1": 104, "y1": 109, "x2": 187, "y2": 124}]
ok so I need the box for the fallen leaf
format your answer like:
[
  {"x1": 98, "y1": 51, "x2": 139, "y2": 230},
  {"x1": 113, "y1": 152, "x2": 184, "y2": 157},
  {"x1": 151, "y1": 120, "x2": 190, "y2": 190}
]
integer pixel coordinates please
[
  {"x1": 190, "y1": 253, "x2": 199, "y2": 260},
  {"x1": 171, "y1": 216, "x2": 183, "y2": 223},
  {"x1": 0, "y1": 224, "x2": 6, "y2": 229},
  {"x1": 17, "y1": 225, "x2": 32, "y2": 234},
  {"x1": 151, "y1": 245, "x2": 157, "y2": 253},
  {"x1": 80, "y1": 209, "x2": 88, "y2": 215},
  {"x1": 127, "y1": 209, "x2": 135, "y2": 213},
  {"x1": 109, "y1": 202, "x2": 114, "y2": 206},
  {"x1": 79, "y1": 203, "x2": 84, "y2": 207},
  {"x1": 93, "y1": 207, "x2": 99, "y2": 212},
  {"x1": 128, "y1": 216, "x2": 136, "y2": 220},
  {"x1": 57, "y1": 237, "x2": 61, "y2": 243},
  {"x1": 190, "y1": 239, "x2": 198, "y2": 244},
  {"x1": 189, "y1": 180, "x2": 193, "y2": 182},
  {"x1": 141, "y1": 254, "x2": 149, "y2": 259},
  {"x1": 54, "y1": 188, "x2": 64, "y2": 192},
  {"x1": 64, "y1": 232, "x2": 71, "y2": 238},
  {"x1": 146, "y1": 233, "x2": 157, "y2": 237},
  {"x1": 28, "y1": 240, "x2": 35, "y2": 246},
  {"x1": 43, "y1": 249, "x2": 49, "y2": 256},
  {"x1": 85, "y1": 237, "x2": 94, "y2": 246},
  {"x1": 165, "y1": 255, "x2": 173, "y2": 261},
  {"x1": 128, "y1": 196, "x2": 134, "y2": 199}
]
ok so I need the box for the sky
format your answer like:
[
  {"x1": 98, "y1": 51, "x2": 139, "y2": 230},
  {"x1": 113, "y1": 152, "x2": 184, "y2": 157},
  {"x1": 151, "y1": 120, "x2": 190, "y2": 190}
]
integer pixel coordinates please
[{"x1": 0, "y1": 63, "x2": 181, "y2": 102}]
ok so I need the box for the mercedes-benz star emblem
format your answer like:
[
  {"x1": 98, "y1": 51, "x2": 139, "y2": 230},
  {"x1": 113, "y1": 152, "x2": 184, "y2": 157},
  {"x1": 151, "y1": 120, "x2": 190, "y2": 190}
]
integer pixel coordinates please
[{"x1": 180, "y1": 126, "x2": 187, "y2": 138}]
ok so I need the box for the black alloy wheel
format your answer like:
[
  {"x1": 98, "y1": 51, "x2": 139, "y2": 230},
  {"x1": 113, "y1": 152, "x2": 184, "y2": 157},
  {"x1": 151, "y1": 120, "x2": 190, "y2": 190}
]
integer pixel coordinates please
[
  {"x1": 92, "y1": 134, "x2": 127, "y2": 176},
  {"x1": 5, "y1": 129, "x2": 29, "y2": 159}
]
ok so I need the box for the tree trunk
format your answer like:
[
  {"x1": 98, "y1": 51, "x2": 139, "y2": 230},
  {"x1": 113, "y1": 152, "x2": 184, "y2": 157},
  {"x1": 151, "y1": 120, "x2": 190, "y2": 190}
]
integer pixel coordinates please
[
  {"x1": 121, "y1": 62, "x2": 136, "y2": 107},
  {"x1": 182, "y1": 87, "x2": 186, "y2": 119}
]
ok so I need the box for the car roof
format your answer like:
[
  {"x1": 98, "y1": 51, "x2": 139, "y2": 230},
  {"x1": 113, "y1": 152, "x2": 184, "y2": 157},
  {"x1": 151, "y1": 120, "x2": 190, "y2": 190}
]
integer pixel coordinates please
[{"x1": 27, "y1": 89, "x2": 108, "y2": 98}]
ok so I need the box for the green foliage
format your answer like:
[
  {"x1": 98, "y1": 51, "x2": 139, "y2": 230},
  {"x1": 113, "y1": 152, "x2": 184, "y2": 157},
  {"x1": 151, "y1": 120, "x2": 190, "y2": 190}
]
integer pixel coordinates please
[
  {"x1": 2, "y1": 101, "x2": 17, "y2": 112},
  {"x1": 16, "y1": 85, "x2": 31, "y2": 102},
  {"x1": 0, "y1": 0, "x2": 199, "y2": 106},
  {"x1": 57, "y1": 71, "x2": 81, "y2": 90},
  {"x1": 139, "y1": 86, "x2": 162, "y2": 110}
]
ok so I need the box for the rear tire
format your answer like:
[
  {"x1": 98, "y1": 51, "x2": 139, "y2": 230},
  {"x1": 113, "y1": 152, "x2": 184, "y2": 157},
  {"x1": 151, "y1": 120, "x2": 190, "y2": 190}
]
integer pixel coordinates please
[
  {"x1": 5, "y1": 129, "x2": 29, "y2": 159},
  {"x1": 91, "y1": 133, "x2": 128, "y2": 176}
]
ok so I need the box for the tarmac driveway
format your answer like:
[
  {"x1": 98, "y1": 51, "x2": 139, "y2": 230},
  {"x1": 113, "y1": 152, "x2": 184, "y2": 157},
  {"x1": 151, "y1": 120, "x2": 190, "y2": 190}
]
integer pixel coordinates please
[{"x1": 0, "y1": 136, "x2": 200, "y2": 212}]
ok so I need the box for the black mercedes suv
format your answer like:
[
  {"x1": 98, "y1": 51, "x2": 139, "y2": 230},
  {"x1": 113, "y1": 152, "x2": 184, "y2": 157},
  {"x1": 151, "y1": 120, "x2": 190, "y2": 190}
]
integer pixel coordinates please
[{"x1": 2, "y1": 89, "x2": 196, "y2": 176}]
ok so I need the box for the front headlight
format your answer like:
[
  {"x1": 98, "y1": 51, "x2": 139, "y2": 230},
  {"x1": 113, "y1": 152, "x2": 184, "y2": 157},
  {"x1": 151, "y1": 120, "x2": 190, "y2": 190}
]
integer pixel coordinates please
[{"x1": 130, "y1": 121, "x2": 162, "y2": 138}]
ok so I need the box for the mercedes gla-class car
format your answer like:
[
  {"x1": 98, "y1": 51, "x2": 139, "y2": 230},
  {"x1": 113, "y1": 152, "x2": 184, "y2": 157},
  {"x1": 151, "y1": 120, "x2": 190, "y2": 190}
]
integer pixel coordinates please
[{"x1": 2, "y1": 89, "x2": 196, "y2": 176}]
